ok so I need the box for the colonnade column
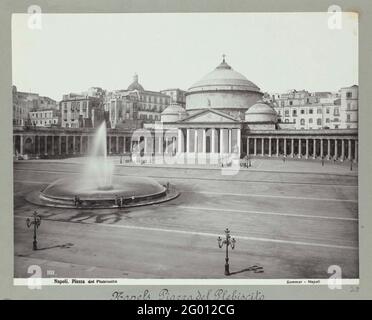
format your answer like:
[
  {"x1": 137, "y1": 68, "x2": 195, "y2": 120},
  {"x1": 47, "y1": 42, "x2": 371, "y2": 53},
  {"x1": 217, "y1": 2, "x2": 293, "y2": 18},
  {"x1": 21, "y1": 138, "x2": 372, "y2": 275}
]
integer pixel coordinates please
[
  {"x1": 20, "y1": 135, "x2": 24, "y2": 155},
  {"x1": 253, "y1": 137, "x2": 257, "y2": 156},
  {"x1": 72, "y1": 136, "x2": 76, "y2": 155},
  {"x1": 291, "y1": 139, "x2": 294, "y2": 157},
  {"x1": 298, "y1": 139, "x2": 302, "y2": 158},
  {"x1": 58, "y1": 136, "x2": 62, "y2": 155},
  {"x1": 246, "y1": 137, "x2": 249, "y2": 156},
  {"x1": 327, "y1": 139, "x2": 331, "y2": 160},
  {"x1": 284, "y1": 138, "x2": 287, "y2": 156},
  {"x1": 320, "y1": 139, "x2": 323, "y2": 158},
  {"x1": 305, "y1": 139, "x2": 309, "y2": 159},
  {"x1": 276, "y1": 138, "x2": 279, "y2": 157},
  {"x1": 51, "y1": 136, "x2": 55, "y2": 155},
  {"x1": 269, "y1": 138, "x2": 272, "y2": 157},
  {"x1": 44, "y1": 136, "x2": 48, "y2": 155},
  {"x1": 80, "y1": 136, "x2": 83, "y2": 154},
  {"x1": 355, "y1": 141, "x2": 358, "y2": 162},
  {"x1": 261, "y1": 138, "x2": 264, "y2": 156},
  {"x1": 348, "y1": 139, "x2": 352, "y2": 160},
  {"x1": 341, "y1": 139, "x2": 345, "y2": 161},
  {"x1": 334, "y1": 139, "x2": 338, "y2": 159},
  {"x1": 65, "y1": 136, "x2": 69, "y2": 154},
  {"x1": 313, "y1": 139, "x2": 316, "y2": 159},
  {"x1": 116, "y1": 136, "x2": 119, "y2": 154}
]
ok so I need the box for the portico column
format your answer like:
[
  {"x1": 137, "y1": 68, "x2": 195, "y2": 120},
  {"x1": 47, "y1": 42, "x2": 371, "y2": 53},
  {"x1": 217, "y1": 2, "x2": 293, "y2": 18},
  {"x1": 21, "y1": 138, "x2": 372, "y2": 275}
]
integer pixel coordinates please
[
  {"x1": 320, "y1": 139, "x2": 324, "y2": 158},
  {"x1": 211, "y1": 128, "x2": 216, "y2": 153},
  {"x1": 291, "y1": 139, "x2": 294, "y2": 157},
  {"x1": 220, "y1": 129, "x2": 224, "y2": 154},
  {"x1": 348, "y1": 139, "x2": 352, "y2": 160},
  {"x1": 276, "y1": 138, "x2": 279, "y2": 156},
  {"x1": 261, "y1": 138, "x2": 264, "y2": 156},
  {"x1": 334, "y1": 139, "x2": 338, "y2": 159},
  {"x1": 237, "y1": 128, "x2": 241, "y2": 155},
  {"x1": 341, "y1": 139, "x2": 345, "y2": 161},
  {"x1": 246, "y1": 137, "x2": 250, "y2": 155},
  {"x1": 305, "y1": 138, "x2": 309, "y2": 159},
  {"x1": 44, "y1": 135, "x2": 48, "y2": 155},
  {"x1": 269, "y1": 138, "x2": 272, "y2": 157},
  {"x1": 284, "y1": 138, "x2": 287, "y2": 156},
  {"x1": 123, "y1": 136, "x2": 126, "y2": 153},
  {"x1": 194, "y1": 129, "x2": 198, "y2": 154},
  {"x1": 178, "y1": 129, "x2": 183, "y2": 154},
  {"x1": 298, "y1": 139, "x2": 302, "y2": 158},
  {"x1": 253, "y1": 137, "x2": 257, "y2": 156},
  {"x1": 313, "y1": 139, "x2": 316, "y2": 159},
  {"x1": 186, "y1": 129, "x2": 190, "y2": 153},
  {"x1": 228, "y1": 129, "x2": 232, "y2": 154},
  {"x1": 327, "y1": 139, "x2": 331, "y2": 159},
  {"x1": 116, "y1": 136, "x2": 119, "y2": 154},
  {"x1": 202, "y1": 129, "x2": 206, "y2": 153}
]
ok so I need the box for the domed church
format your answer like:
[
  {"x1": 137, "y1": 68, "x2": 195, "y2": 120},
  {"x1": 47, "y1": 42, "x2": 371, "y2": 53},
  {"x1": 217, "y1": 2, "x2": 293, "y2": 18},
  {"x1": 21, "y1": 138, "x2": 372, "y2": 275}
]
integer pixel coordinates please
[{"x1": 157, "y1": 55, "x2": 285, "y2": 162}]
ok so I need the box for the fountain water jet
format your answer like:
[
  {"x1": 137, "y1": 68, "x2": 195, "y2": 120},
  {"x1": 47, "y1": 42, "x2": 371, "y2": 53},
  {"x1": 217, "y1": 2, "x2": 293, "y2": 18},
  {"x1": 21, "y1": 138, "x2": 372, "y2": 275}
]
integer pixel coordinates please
[{"x1": 27, "y1": 121, "x2": 179, "y2": 208}]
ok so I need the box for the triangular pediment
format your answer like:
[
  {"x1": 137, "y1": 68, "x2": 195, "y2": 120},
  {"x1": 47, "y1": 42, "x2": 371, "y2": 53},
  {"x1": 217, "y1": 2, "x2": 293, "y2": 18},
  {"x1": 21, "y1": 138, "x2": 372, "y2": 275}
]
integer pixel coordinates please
[{"x1": 179, "y1": 109, "x2": 239, "y2": 123}]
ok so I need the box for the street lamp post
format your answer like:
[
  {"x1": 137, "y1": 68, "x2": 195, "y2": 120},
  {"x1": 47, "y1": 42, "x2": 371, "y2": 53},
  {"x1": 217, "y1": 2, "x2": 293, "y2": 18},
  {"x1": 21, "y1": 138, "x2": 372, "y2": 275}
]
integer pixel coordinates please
[
  {"x1": 26, "y1": 211, "x2": 42, "y2": 250},
  {"x1": 217, "y1": 228, "x2": 236, "y2": 276}
]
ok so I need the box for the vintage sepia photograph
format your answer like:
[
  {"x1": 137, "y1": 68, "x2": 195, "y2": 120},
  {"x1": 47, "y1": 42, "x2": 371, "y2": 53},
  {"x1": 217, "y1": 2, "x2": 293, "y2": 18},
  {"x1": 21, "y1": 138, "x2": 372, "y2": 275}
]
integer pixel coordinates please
[{"x1": 12, "y1": 12, "x2": 358, "y2": 283}]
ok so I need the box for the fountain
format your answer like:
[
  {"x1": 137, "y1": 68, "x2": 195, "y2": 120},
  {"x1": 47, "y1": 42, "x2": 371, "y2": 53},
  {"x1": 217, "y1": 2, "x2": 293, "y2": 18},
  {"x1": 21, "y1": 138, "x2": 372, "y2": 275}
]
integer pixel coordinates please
[{"x1": 27, "y1": 122, "x2": 179, "y2": 208}]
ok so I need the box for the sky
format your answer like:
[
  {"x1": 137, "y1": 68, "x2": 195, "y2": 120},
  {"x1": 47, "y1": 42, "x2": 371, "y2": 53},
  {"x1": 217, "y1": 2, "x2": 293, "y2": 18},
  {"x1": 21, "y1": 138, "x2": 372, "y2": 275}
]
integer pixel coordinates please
[{"x1": 12, "y1": 13, "x2": 358, "y2": 101}]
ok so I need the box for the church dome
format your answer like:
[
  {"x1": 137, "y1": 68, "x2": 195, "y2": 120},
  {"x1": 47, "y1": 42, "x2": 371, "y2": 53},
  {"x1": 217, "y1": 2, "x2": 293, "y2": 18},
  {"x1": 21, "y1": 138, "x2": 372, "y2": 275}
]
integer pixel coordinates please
[
  {"x1": 127, "y1": 73, "x2": 144, "y2": 91},
  {"x1": 185, "y1": 56, "x2": 263, "y2": 113},
  {"x1": 188, "y1": 57, "x2": 261, "y2": 93},
  {"x1": 245, "y1": 101, "x2": 278, "y2": 123},
  {"x1": 161, "y1": 103, "x2": 187, "y2": 122}
]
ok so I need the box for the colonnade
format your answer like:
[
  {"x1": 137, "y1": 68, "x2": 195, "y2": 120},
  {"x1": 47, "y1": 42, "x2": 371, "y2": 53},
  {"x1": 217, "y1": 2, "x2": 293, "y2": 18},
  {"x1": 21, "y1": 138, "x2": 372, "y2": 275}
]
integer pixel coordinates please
[{"x1": 245, "y1": 136, "x2": 358, "y2": 161}]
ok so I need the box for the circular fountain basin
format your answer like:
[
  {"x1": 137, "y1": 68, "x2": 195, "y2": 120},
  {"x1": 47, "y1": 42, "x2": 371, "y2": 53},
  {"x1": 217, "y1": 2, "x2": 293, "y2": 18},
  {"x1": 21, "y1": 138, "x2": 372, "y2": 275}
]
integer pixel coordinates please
[{"x1": 27, "y1": 175, "x2": 179, "y2": 209}]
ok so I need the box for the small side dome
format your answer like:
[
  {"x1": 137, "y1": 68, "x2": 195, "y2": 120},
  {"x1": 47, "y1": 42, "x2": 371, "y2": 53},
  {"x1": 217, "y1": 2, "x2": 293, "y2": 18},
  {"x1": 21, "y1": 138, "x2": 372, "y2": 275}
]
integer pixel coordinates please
[
  {"x1": 161, "y1": 103, "x2": 187, "y2": 122},
  {"x1": 245, "y1": 101, "x2": 278, "y2": 123}
]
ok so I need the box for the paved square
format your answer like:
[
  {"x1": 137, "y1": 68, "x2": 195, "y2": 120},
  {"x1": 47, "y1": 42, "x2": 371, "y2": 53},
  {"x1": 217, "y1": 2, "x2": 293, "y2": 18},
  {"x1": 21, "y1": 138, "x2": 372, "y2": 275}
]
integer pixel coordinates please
[{"x1": 14, "y1": 158, "x2": 358, "y2": 279}]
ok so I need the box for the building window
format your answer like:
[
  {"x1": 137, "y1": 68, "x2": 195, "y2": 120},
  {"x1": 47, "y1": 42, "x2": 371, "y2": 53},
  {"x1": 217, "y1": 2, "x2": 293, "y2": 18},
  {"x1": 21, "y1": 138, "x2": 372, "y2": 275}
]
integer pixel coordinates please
[
  {"x1": 309, "y1": 109, "x2": 313, "y2": 114},
  {"x1": 346, "y1": 92, "x2": 352, "y2": 98},
  {"x1": 317, "y1": 108, "x2": 322, "y2": 114},
  {"x1": 326, "y1": 108, "x2": 330, "y2": 114},
  {"x1": 285, "y1": 119, "x2": 289, "y2": 123},
  {"x1": 285, "y1": 110, "x2": 289, "y2": 117},
  {"x1": 335, "y1": 125, "x2": 339, "y2": 129},
  {"x1": 292, "y1": 110, "x2": 297, "y2": 117},
  {"x1": 289, "y1": 101, "x2": 293, "y2": 106},
  {"x1": 326, "y1": 118, "x2": 330, "y2": 123},
  {"x1": 347, "y1": 103, "x2": 351, "y2": 110},
  {"x1": 334, "y1": 107, "x2": 340, "y2": 116},
  {"x1": 300, "y1": 119, "x2": 305, "y2": 125},
  {"x1": 347, "y1": 114, "x2": 351, "y2": 122},
  {"x1": 309, "y1": 118, "x2": 313, "y2": 123},
  {"x1": 334, "y1": 118, "x2": 339, "y2": 122},
  {"x1": 300, "y1": 109, "x2": 305, "y2": 114}
]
